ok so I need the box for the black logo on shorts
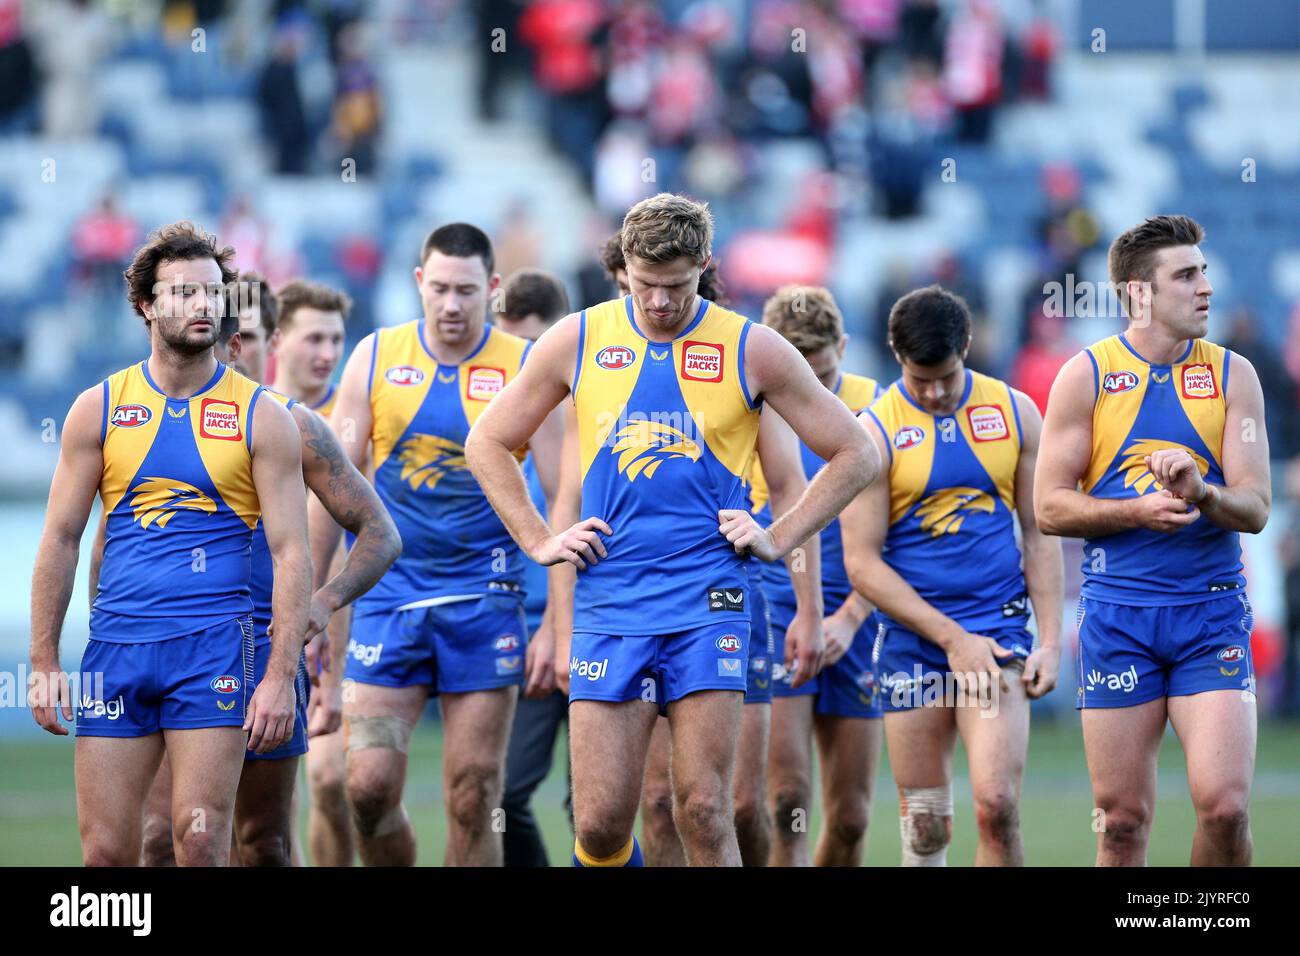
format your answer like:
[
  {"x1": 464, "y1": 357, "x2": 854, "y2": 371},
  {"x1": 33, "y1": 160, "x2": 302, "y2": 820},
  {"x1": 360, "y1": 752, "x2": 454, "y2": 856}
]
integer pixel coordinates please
[
  {"x1": 1208, "y1": 581, "x2": 1241, "y2": 592},
  {"x1": 1001, "y1": 593, "x2": 1029, "y2": 618},
  {"x1": 708, "y1": 586, "x2": 745, "y2": 612}
]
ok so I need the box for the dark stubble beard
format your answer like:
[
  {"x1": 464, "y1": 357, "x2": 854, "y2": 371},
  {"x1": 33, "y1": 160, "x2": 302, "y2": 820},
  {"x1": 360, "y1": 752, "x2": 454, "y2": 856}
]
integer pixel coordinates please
[{"x1": 158, "y1": 318, "x2": 218, "y2": 357}]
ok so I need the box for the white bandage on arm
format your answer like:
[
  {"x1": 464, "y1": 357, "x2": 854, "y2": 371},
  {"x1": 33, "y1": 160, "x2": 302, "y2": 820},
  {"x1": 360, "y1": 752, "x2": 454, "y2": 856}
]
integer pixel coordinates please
[{"x1": 899, "y1": 785, "x2": 954, "y2": 867}]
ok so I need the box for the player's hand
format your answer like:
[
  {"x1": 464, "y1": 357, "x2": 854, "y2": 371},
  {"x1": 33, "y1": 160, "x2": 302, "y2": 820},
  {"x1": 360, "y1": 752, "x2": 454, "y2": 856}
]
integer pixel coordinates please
[
  {"x1": 717, "y1": 509, "x2": 779, "y2": 562},
  {"x1": 534, "y1": 517, "x2": 612, "y2": 570},
  {"x1": 944, "y1": 631, "x2": 1011, "y2": 700},
  {"x1": 303, "y1": 629, "x2": 330, "y2": 685},
  {"x1": 1131, "y1": 489, "x2": 1201, "y2": 533},
  {"x1": 1145, "y1": 449, "x2": 1205, "y2": 502},
  {"x1": 27, "y1": 660, "x2": 72, "y2": 736},
  {"x1": 245, "y1": 673, "x2": 295, "y2": 754},
  {"x1": 821, "y1": 609, "x2": 858, "y2": 667},
  {"x1": 1021, "y1": 643, "x2": 1060, "y2": 700},
  {"x1": 302, "y1": 592, "x2": 337, "y2": 648},
  {"x1": 524, "y1": 621, "x2": 557, "y2": 699},
  {"x1": 306, "y1": 679, "x2": 343, "y2": 737},
  {"x1": 784, "y1": 607, "x2": 825, "y2": 690}
]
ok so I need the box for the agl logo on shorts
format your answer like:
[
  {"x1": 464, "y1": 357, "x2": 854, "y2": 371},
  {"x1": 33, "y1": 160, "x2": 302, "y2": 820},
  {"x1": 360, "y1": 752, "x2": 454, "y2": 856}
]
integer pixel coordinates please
[
  {"x1": 347, "y1": 639, "x2": 383, "y2": 667},
  {"x1": 1084, "y1": 665, "x2": 1138, "y2": 693},
  {"x1": 570, "y1": 657, "x2": 608, "y2": 682}
]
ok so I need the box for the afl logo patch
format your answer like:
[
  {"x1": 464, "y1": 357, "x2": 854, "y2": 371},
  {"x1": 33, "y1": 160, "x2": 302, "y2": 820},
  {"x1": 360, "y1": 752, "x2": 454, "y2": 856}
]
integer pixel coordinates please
[
  {"x1": 894, "y1": 425, "x2": 925, "y2": 450},
  {"x1": 110, "y1": 404, "x2": 152, "y2": 428},
  {"x1": 385, "y1": 365, "x2": 426, "y2": 387},
  {"x1": 681, "y1": 341, "x2": 724, "y2": 382},
  {"x1": 199, "y1": 400, "x2": 241, "y2": 441},
  {"x1": 466, "y1": 366, "x2": 505, "y2": 402},
  {"x1": 1181, "y1": 363, "x2": 1218, "y2": 399},
  {"x1": 596, "y1": 346, "x2": 636, "y2": 370},
  {"x1": 1217, "y1": 645, "x2": 1246, "y2": 663},
  {"x1": 716, "y1": 634, "x2": 742, "y2": 653},
  {"x1": 210, "y1": 675, "x2": 241, "y2": 694},
  {"x1": 967, "y1": 404, "x2": 1008, "y2": 442},
  {"x1": 1102, "y1": 370, "x2": 1139, "y2": 394}
]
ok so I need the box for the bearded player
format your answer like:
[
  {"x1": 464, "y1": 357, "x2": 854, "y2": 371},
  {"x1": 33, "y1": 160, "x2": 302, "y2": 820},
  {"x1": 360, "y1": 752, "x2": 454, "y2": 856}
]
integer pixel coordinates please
[
  {"x1": 1035, "y1": 215, "x2": 1269, "y2": 866},
  {"x1": 841, "y1": 284, "x2": 1063, "y2": 866},
  {"x1": 467, "y1": 193, "x2": 877, "y2": 867},
  {"x1": 324, "y1": 223, "x2": 563, "y2": 866},
  {"x1": 29, "y1": 222, "x2": 308, "y2": 866}
]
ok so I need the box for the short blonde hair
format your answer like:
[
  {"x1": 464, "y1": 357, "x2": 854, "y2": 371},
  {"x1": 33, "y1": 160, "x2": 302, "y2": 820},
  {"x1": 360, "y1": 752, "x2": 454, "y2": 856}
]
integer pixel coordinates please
[
  {"x1": 762, "y1": 285, "x2": 844, "y2": 354},
  {"x1": 621, "y1": 193, "x2": 713, "y2": 265}
]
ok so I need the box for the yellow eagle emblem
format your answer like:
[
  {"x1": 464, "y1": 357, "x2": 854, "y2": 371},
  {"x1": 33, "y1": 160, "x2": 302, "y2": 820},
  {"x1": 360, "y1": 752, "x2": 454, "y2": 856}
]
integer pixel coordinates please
[
  {"x1": 129, "y1": 478, "x2": 217, "y2": 530},
  {"x1": 611, "y1": 421, "x2": 701, "y2": 481},
  {"x1": 1118, "y1": 439, "x2": 1208, "y2": 495},
  {"x1": 398, "y1": 433, "x2": 467, "y2": 491},
  {"x1": 915, "y1": 486, "x2": 994, "y2": 536}
]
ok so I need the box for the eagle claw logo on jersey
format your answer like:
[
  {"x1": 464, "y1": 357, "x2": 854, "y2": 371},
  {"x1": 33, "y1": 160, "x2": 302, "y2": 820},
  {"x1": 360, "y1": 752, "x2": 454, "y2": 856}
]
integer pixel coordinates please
[
  {"x1": 1119, "y1": 439, "x2": 1208, "y2": 495},
  {"x1": 398, "y1": 433, "x2": 467, "y2": 491},
  {"x1": 128, "y1": 477, "x2": 216, "y2": 529},
  {"x1": 915, "y1": 486, "x2": 994, "y2": 536},
  {"x1": 611, "y1": 420, "x2": 701, "y2": 481}
]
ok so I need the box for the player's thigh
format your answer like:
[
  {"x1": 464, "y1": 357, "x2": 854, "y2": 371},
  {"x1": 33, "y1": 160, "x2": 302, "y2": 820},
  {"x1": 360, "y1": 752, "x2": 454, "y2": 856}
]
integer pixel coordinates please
[
  {"x1": 75, "y1": 734, "x2": 165, "y2": 838},
  {"x1": 954, "y1": 667, "x2": 1030, "y2": 799},
  {"x1": 142, "y1": 750, "x2": 174, "y2": 828},
  {"x1": 767, "y1": 694, "x2": 814, "y2": 788},
  {"x1": 882, "y1": 706, "x2": 957, "y2": 789},
  {"x1": 643, "y1": 716, "x2": 673, "y2": 796},
  {"x1": 733, "y1": 703, "x2": 771, "y2": 804},
  {"x1": 440, "y1": 685, "x2": 518, "y2": 772},
  {"x1": 666, "y1": 689, "x2": 745, "y2": 797},
  {"x1": 163, "y1": 727, "x2": 249, "y2": 824},
  {"x1": 1080, "y1": 697, "x2": 1166, "y2": 807},
  {"x1": 813, "y1": 714, "x2": 881, "y2": 804},
  {"x1": 570, "y1": 698, "x2": 659, "y2": 817},
  {"x1": 1167, "y1": 689, "x2": 1256, "y2": 811},
  {"x1": 343, "y1": 682, "x2": 427, "y2": 791}
]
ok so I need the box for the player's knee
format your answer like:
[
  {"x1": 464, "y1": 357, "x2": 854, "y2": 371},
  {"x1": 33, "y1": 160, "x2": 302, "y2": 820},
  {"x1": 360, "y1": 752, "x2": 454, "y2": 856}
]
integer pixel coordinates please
[
  {"x1": 236, "y1": 817, "x2": 292, "y2": 867},
  {"x1": 899, "y1": 785, "x2": 953, "y2": 865},
  {"x1": 345, "y1": 766, "x2": 402, "y2": 836},
  {"x1": 675, "y1": 788, "x2": 730, "y2": 842},
  {"x1": 174, "y1": 824, "x2": 226, "y2": 866},
  {"x1": 771, "y1": 781, "x2": 810, "y2": 835},
  {"x1": 641, "y1": 783, "x2": 676, "y2": 832},
  {"x1": 139, "y1": 815, "x2": 176, "y2": 867},
  {"x1": 308, "y1": 755, "x2": 347, "y2": 798},
  {"x1": 909, "y1": 812, "x2": 952, "y2": 855},
  {"x1": 446, "y1": 761, "x2": 501, "y2": 833},
  {"x1": 733, "y1": 793, "x2": 770, "y2": 840},
  {"x1": 973, "y1": 792, "x2": 1019, "y2": 844},
  {"x1": 1195, "y1": 793, "x2": 1250, "y2": 841},
  {"x1": 576, "y1": 817, "x2": 632, "y2": 861},
  {"x1": 827, "y1": 799, "x2": 870, "y2": 848},
  {"x1": 84, "y1": 836, "x2": 140, "y2": 868},
  {"x1": 1097, "y1": 802, "x2": 1151, "y2": 850}
]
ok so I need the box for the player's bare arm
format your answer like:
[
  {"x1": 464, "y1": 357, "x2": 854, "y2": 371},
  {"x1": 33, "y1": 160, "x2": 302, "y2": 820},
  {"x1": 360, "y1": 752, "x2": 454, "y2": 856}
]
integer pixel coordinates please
[
  {"x1": 752, "y1": 406, "x2": 826, "y2": 687},
  {"x1": 29, "y1": 385, "x2": 104, "y2": 735},
  {"x1": 1035, "y1": 352, "x2": 1201, "y2": 537},
  {"x1": 842, "y1": 413, "x2": 1011, "y2": 693},
  {"x1": 1010, "y1": 390, "x2": 1063, "y2": 699},
  {"x1": 88, "y1": 509, "x2": 106, "y2": 610},
  {"x1": 465, "y1": 313, "x2": 611, "y2": 567},
  {"x1": 742, "y1": 323, "x2": 879, "y2": 557},
  {"x1": 296, "y1": 404, "x2": 401, "y2": 638},
  {"x1": 1147, "y1": 352, "x2": 1270, "y2": 533},
  {"x1": 246, "y1": 395, "x2": 310, "y2": 754},
  {"x1": 548, "y1": 401, "x2": 581, "y2": 696}
]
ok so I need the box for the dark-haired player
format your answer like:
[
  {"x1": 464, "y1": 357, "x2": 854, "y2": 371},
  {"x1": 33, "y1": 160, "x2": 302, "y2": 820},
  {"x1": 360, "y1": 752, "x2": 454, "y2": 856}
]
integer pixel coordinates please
[
  {"x1": 1035, "y1": 215, "x2": 1269, "y2": 866},
  {"x1": 325, "y1": 224, "x2": 563, "y2": 866},
  {"x1": 29, "y1": 223, "x2": 309, "y2": 866},
  {"x1": 841, "y1": 284, "x2": 1063, "y2": 866}
]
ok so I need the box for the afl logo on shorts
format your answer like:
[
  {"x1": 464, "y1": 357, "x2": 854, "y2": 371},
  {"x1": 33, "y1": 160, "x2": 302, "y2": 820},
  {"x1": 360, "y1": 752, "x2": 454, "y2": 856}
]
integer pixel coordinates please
[
  {"x1": 1218, "y1": 645, "x2": 1246, "y2": 663},
  {"x1": 110, "y1": 404, "x2": 152, "y2": 428},
  {"x1": 596, "y1": 345, "x2": 636, "y2": 370},
  {"x1": 493, "y1": 635, "x2": 519, "y2": 653},
  {"x1": 716, "y1": 634, "x2": 742, "y2": 653},
  {"x1": 210, "y1": 675, "x2": 241, "y2": 694},
  {"x1": 385, "y1": 365, "x2": 426, "y2": 386},
  {"x1": 894, "y1": 425, "x2": 925, "y2": 450},
  {"x1": 1102, "y1": 370, "x2": 1138, "y2": 394}
]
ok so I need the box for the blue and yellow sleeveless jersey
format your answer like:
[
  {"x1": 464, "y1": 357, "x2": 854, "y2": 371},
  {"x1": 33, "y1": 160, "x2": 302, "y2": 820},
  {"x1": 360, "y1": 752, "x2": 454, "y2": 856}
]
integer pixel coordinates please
[
  {"x1": 91, "y1": 361, "x2": 264, "y2": 643},
  {"x1": 748, "y1": 372, "x2": 881, "y2": 613},
  {"x1": 1078, "y1": 334, "x2": 1241, "y2": 604},
  {"x1": 863, "y1": 369, "x2": 1027, "y2": 633},
  {"x1": 572, "y1": 296, "x2": 761, "y2": 635},
  {"x1": 356, "y1": 321, "x2": 531, "y2": 613}
]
